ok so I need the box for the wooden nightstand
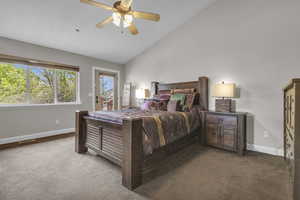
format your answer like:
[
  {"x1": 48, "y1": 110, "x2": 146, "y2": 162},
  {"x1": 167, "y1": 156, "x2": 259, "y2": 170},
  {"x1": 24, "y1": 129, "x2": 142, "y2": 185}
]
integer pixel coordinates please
[{"x1": 203, "y1": 111, "x2": 247, "y2": 155}]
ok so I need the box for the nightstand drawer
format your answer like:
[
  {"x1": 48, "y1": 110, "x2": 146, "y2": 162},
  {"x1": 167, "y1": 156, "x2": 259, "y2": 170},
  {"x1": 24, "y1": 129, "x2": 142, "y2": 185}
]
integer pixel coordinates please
[
  {"x1": 207, "y1": 114, "x2": 237, "y2": 126},
  {"x1": 206, "y1": 114, "x2": 220, "y2": 124}
]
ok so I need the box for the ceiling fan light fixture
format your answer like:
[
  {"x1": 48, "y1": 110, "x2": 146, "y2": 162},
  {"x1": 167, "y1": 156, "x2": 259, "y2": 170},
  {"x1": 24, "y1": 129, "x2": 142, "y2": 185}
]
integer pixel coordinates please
[
  {"x1": 112, "y1": 12, "x2": 133, "y2": 28},
  {"x1": 81, "y1": 0, "x2": 160, "y2": 35}
]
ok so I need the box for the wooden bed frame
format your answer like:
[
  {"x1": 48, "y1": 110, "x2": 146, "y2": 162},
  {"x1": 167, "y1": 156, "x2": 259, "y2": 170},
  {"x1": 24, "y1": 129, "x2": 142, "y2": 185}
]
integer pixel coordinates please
[{"x1": 75, "y1": 77, "x2": 209, "y2": 190}]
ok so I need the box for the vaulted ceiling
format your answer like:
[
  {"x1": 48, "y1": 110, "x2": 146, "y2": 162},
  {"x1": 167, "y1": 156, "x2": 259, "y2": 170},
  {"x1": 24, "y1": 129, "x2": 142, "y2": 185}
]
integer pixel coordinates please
[{"x1": 0, "y1": 0, "x2": 216, "y2": 64}]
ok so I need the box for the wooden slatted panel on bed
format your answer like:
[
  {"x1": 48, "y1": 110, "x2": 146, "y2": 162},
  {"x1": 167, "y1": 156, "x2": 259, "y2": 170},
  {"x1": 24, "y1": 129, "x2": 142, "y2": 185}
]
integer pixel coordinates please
[
  {"x1": 102, "y1": 127, "x2": 123, "y2": 162},
  {"x1": 86, "y1": 124, "x2": 101, "y2": 151},
  {"x1": 85, "y1": 119, "x2": 123, "y2": 165}
]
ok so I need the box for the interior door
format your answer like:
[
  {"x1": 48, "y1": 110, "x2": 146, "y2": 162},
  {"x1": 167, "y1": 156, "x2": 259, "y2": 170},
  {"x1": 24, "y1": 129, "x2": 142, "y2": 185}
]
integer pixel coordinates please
[{"x1": 95, "y1": 70, "x2": 118, "y2": 111}]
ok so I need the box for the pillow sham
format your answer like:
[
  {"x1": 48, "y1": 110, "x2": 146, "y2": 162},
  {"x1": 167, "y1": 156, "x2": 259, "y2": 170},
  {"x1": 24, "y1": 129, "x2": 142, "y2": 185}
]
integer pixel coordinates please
[
  {"x1": 159, "y1": 100, "x2": 169, "y2": 111},
  {"x1": 142, "y1": 100, "x2": 168, "y2": 111},
  {"x1": 171, "y1": 88, "x2": 196, "y2": 94},
  {"x1": 153, "y1": 93, "x2": 171, "y2": 101},
  {"x1": 159, "y1": 94, "x2": 171, "y2": 101},
  {"x1": 170, "y1": 93, "x2": 186, "y2": 106},
  {"x1": 153, "y1": 94, "x2": 160, "y2": 101},
  {"x1": 167, "y1": 100, "x2": 179, "y2": 112},
  {"x1": 140, "y1": 101, "x2": 151, "y2": 110},
  {"x1": 183, "y1": 93, "x2": 196, "y2": 112}
]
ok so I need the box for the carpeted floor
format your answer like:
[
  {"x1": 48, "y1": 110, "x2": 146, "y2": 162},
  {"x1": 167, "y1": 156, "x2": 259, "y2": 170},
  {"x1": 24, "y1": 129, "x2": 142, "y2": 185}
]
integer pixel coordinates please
[{"x1": 0, "y1": 137, "x2": 290, "y2": 200}]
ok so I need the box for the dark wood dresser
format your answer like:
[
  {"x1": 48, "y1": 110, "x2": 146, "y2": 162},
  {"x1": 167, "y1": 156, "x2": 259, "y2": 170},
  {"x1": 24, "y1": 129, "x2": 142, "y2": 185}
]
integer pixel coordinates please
[
  {"x1": 204, "y1": 111, "x2": 247, "y2": 155},
  {"x1": 284, "y1": 79, "x2": 300, "y2": 200}
]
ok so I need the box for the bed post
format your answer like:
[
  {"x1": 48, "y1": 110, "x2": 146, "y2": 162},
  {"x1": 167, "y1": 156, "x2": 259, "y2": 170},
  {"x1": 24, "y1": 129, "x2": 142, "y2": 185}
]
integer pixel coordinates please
[
  {"x1": 75, "y1": 111, "x2": 88, "y2": 153},
  {"x1": 122, "y1": 118, "x2": 143, "y2": 190},
  {"x1": 198, "y1": 77, "x2": 209, "y2": 111},
  {"x1": 198, "y1": 77, "x2": 209, "y2": 145}
]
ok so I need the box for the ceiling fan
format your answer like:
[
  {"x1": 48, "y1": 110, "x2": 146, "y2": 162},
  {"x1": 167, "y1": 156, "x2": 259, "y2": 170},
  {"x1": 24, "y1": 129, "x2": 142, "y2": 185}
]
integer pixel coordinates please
[{"x1": 80, "y1": 0, "x2": 160, "y2": 35}]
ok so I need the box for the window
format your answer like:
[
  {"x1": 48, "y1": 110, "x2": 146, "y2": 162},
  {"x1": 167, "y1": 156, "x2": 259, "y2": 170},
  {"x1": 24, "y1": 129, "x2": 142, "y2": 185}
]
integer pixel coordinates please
[
  {"x1": 29, "y1": 67, "x2": 55, "y2": 104},
  {"x1": 57, "y1": 70, "x2": 77, "y2": 103},
  {"x1": 0, "y1": 63, "x2": 27, "y2": 104},
  {"x1": 0, "y1": 61, "x2": 79, "y2": 105},
  {"x1": 98, "y1": 74, "x2": 114, "y2": 111}
]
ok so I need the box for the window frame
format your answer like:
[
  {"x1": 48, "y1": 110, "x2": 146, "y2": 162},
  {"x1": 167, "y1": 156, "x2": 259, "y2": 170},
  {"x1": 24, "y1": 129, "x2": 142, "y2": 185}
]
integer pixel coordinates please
[{"x1": 0, "y1": 54, "x2": 81, "y2": 107}]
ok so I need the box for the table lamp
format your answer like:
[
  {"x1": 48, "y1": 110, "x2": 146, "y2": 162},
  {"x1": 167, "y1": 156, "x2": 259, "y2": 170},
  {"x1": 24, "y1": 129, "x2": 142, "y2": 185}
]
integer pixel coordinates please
[
  {"x1": 136, "y1": 88, "x2": 150, "y2": 99},
  {"x1": 212, "y1": 82, "x2": 236, "y2": 112}
]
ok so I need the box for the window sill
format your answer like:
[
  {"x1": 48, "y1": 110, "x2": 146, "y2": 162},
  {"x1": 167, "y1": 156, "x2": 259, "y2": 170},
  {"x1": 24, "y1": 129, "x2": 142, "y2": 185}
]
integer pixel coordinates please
[{"x1": 0, "y1": 102, "x2": 82, "y2": 111}]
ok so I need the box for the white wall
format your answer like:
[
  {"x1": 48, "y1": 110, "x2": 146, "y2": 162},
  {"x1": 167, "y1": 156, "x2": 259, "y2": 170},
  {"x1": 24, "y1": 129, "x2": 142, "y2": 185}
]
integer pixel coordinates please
[
  {"x1": 0, "y1": 37, "x2": 124, "y2": 139},
  {"x1": 125, "y1": 0, "x2": 300, "y2": 152}
]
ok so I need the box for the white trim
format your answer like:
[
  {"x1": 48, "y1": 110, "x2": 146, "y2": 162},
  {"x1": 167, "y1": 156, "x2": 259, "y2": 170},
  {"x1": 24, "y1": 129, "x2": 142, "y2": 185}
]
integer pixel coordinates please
[
  {"x1": 247, "y1": 144, "x2": 284, "y2": 156},
  {"x1": 0, "y1": 102, "x2": 81, "y2": 107},
  {"x1": 25, "y1": 66, "x2": 30, "y2": 103},
  {"x1": 0, "y1": 128, "x2": 75, "y2": 145},
  {"x1": 77, "y1": 72, "x2": 81, "y2": 105},
  {"x1": 54, "y1": 69, "x2": 58, "y2": 104},
  {"x1": 0, "y1": 103, "x2": 82, "y2": 111},
  {"x1": 92, "y1": 67, "x2": 121, "y2": 111}
]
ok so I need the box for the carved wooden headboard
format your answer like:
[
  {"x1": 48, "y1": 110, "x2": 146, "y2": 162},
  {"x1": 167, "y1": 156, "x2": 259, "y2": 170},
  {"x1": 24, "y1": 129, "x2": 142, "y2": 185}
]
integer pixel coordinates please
[{"x1": 152, "y1": 77, "x2": 209, "y2": 111}]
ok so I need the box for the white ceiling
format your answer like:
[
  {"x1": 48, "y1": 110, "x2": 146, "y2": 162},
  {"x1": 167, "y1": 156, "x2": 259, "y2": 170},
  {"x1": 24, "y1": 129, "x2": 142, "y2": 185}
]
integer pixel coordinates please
[{"x1": 0, "y1": 0, "x2": 216, "y2": 64}]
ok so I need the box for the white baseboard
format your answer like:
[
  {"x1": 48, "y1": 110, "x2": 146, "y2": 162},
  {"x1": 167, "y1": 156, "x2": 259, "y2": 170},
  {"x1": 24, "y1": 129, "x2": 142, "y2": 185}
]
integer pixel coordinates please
[
  {"x1": 247, "y1": 144, "x2": 283, "y2": 157},
  {"x1": 0, "y1": 128, "x2": 75, "y2": 145}
]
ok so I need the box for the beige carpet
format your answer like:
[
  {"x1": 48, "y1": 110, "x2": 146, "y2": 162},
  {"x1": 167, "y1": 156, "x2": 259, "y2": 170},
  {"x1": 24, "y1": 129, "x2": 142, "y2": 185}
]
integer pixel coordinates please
[{"x1": 0, "y1": 137, "x2": 290, "y2": 200}]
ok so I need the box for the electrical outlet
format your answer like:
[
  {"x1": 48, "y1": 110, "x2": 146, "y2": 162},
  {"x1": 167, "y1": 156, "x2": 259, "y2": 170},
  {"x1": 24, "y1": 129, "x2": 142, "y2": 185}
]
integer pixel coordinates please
[
  {"x1": 56, "y1": 120, "x2": 60, "y2": 125},
  {"x1": 263, "y1": 131, "x2": 269, "y2": 138}
]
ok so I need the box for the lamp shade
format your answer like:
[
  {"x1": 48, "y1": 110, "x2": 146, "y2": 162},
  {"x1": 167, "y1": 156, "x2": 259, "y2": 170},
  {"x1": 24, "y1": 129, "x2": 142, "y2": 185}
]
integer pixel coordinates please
[
  {"x1": 212, "y1": 83, "x2": 236, "y2": 98},
  {"x1": 136, "y1": 89, "x2": 150, "y2": 99}
]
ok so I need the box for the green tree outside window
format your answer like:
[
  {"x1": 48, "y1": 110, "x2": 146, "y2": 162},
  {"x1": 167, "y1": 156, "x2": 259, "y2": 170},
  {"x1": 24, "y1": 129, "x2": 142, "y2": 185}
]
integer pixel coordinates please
[{"x1": 0, "y1": 63, "x2": 78, "y2": 104}]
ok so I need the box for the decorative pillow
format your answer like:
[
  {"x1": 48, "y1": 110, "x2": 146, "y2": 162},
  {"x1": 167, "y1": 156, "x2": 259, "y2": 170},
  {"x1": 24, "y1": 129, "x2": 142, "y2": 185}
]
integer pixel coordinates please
[
  {"x1": 159, "y1": 100, "x2": 168, "y2": 111},
  {"x1": 147, "y1": 101, "x2": 159, "y2": 110},
  {"x1": 145, "y1": 100, "x2": 168, "y2": 111},
  {"x1": 140, "y1": 101, "x2": 151, "y2": 110},
  {"x1": 153, "y1": 95, "x2": 160, "y2": 101},
  {"x1": 167, "y1": 100, "x2": 179, "y2": 112},
  {"x1": 151, "y1": 93, "x2": 171, "y2": 111},
  {"x1": 159, "y1": 94, "x2": 171, "y2": 101},
  {"x1": 170, "y1": 93, "x2": 186, "y2": 106},
  {"x1": 183, "y1": 93, "x2": 196, "y2": 112}
]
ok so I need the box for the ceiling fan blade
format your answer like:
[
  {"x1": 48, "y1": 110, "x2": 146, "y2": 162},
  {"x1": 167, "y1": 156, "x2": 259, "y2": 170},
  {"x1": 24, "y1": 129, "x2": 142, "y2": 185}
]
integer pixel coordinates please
[
  {"x1": 132, "y1": 11, "x2": 160, "y2": 22},
  {"x1": 120, "y1": 0, "x2": 133, "y2": 9},
  {"x1": 128, "y1": 24, "x2": 139, "y2": 35},
  {"x1": 80, "y1": 0, "x2": 114, "y2": 11},
  {"x1": 96, "y1": 16, "x2": 113, "y2": 28}
]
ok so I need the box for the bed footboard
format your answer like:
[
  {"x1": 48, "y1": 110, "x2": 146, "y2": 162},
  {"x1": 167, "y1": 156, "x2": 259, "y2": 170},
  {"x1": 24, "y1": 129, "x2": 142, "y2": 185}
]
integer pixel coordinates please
[{"x1": 75, "y1": 111, "x2": 143, "y2": 190}]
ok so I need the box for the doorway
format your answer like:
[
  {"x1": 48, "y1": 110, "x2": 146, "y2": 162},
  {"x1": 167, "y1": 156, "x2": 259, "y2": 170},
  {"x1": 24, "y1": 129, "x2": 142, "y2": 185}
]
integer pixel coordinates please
[{"x1": 94, "y1": 69, "x2": 119, "y2": 111}]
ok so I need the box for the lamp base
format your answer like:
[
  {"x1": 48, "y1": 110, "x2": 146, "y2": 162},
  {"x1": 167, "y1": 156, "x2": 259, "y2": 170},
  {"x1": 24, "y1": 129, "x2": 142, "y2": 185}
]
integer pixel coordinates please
[{"x1": 215, "y1": 99, "x2": 235, "y2": 112}]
